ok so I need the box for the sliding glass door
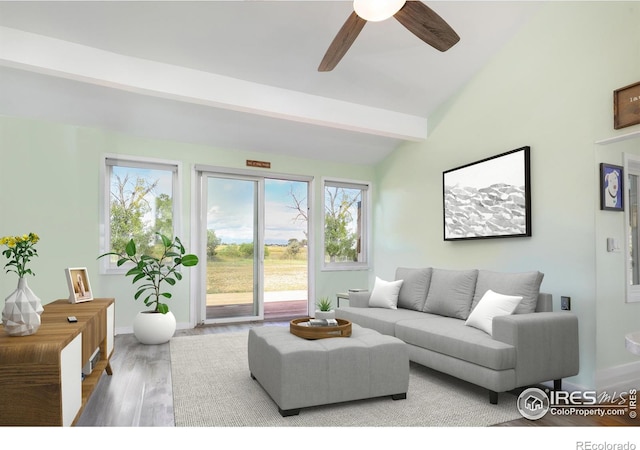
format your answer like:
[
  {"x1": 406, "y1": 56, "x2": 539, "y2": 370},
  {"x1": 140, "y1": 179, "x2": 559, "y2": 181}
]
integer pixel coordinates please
[
  {"x1": 204, "y1": 175, "x2": 262, "y2": 321},
  {"x1": 263, "y1": 179, "x2": 309, "y2": 320},
  {"x1": 198, "y1": 169, "x2": 310, "y2": 324}
]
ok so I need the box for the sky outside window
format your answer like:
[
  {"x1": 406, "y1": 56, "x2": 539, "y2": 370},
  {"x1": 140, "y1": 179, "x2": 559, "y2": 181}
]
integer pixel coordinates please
[{"x1": 207, "y1": 178, "x2": 307, "y2": 245}]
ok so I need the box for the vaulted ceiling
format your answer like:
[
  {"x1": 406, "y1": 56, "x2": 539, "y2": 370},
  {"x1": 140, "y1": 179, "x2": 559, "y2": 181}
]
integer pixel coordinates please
[{"x1": 0, "y1": 1, "x2": 540, "y2": 164}]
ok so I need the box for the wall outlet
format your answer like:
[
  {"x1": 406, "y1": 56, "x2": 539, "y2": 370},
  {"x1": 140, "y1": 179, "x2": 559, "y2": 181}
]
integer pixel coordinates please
[{"x1": 561, "y1": 296, "x2": 571, "y2": 311}]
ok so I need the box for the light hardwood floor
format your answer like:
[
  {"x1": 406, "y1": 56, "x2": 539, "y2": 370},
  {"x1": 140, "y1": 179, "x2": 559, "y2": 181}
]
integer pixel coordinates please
[
  {"x1": 75, "y1": 321, "x2": 287, "y2": 426},
  {"x1": 76, "y1": 321, "x2": 637, "y2": 427}
]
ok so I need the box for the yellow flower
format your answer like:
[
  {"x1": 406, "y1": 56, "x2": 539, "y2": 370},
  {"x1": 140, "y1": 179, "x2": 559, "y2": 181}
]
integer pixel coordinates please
[{"x1": 1, "y1": 232, "x2": 39, "y2": 277}]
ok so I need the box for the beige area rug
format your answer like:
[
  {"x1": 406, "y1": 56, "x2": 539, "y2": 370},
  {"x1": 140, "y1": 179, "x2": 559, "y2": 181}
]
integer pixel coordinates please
[{"x1": 169, "y1": 330, "x2": 522, "y2": 427}]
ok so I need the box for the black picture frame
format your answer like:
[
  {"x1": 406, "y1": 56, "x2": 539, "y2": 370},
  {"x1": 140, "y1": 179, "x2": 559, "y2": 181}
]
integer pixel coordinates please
[
  {"x1": 443, "y1": 146, "x2": 531, "y2": 241},
  {"x1": 600, "y1": 163, "x2": 624, "y2": 211}
]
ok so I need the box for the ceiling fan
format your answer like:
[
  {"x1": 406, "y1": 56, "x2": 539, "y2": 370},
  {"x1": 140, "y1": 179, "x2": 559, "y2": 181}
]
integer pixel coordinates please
[{"x1": 318, "y1": 0, "x2": 460, "y2": 72}]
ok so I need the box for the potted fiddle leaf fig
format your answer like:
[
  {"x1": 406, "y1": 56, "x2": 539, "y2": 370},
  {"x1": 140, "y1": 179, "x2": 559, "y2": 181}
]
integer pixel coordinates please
[{"x1": 98, "y1": 232, "x2": 199, "y2": 344}]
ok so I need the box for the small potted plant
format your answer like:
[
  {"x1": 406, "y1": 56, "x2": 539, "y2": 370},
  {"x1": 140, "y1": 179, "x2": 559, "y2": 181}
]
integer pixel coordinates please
[
  {"x1": 98, "y1": 232, "x2": 198, "y2": 344},
  {"x1": 315, "y1": 297, "x2": 335, "y2": 320}
]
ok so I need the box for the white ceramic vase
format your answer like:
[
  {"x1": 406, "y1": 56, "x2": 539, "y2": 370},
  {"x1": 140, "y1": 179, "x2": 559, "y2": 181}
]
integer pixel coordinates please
[
  {"x1": 315, "y1": 309, "x2": 335, "y2": 320},
  {"x1": 133, "y1": 310, "x2": 176, "y2": 344},
  {"x1": 2, "y1": 278, "x2": 44, "y2": 336}
]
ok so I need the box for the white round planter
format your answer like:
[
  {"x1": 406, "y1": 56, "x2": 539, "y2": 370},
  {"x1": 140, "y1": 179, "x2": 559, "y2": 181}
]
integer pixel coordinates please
[
  {"x1": 314, "y1": 310, "x2": 335, "y2": 320},
  {"x1": 133, "y1": 310, "x2": 176, "y2": 345}
]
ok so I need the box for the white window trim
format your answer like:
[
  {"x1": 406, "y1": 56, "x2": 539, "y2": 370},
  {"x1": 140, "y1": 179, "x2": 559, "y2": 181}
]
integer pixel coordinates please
[
  {"x1": 321, "y1": 177, "x2": 371, "y2": 271},
  {"x1": 623, "y1": 152, "x2": 640, "y2": 303},
  {"x1": 99, "y1": 154, "x2": 182, "y2": 274}
]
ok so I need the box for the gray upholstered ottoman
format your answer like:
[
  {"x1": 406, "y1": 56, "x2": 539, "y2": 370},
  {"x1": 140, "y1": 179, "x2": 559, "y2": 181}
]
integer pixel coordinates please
[{"x1": 247, "y1": 323, "x2": 409, "y2": 416}]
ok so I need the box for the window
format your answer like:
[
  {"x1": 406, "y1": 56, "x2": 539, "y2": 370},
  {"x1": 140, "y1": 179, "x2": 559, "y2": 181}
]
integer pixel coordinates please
[
  {"x1": 101, "y1": 156, "x2": 180, "y2": 272},
  {"x1": 323, "y1": 179, "x2": 370, "y2": 270},
  {"x1": 624, "y1": 153, "x2": 640, "y2": 302}
]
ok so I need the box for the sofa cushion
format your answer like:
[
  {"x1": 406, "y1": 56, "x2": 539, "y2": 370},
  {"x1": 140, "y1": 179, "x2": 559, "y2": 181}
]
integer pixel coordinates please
[
  {"x1": 395, "y1": 267, "x2": 432, "y2": 311},
  {"x1": 465, "y1": 290, "x2": 523, "y2": 336},
  {"x1": 395, "y1": 317, "x2": 517, "y2": 371},
  {"x1": 369, "y1": 277, "x2": 403, "y2": 309},
  {"x1": 472, "y1": 270, "x2": 544, "y2": 314},
  {"x1": 335, "y1": 306, "x2": 427, "y2": 336},
  {"x1": 422, "y1": 269, "x2": 478, "y2": 320}
]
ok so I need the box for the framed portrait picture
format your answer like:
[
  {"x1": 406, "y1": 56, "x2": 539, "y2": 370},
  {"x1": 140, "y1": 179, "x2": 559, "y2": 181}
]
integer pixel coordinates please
[
  {"x1": 443, "y1": 146, "x2": 531, "y2": 241},
  {"x1": 65, "y1": 267, "x2": 93, "y2": 303},
  {"x1": 600, "y1": 163, "x2": 624, "y2": 211},
  {"x1": 614, "y1": 81, "x2": 640, "y2": 130}
]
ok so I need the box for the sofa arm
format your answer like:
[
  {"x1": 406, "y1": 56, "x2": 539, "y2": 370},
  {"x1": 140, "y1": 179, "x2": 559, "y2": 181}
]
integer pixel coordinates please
[
  {"x1": 347, "y1": 291, "x2": 371, "y2": 308},
  {"x1": 493, "y1": 312, "x2": 579, "y2": 387}
]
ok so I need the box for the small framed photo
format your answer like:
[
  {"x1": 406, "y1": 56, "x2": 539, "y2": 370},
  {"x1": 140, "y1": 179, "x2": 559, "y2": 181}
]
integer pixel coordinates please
[
  {"x1": 614, "y1": 81, "x2": 640, "y2": 129},
  {"x1": 600, "y1": 163, "x2": 624, "y2": 211},
  {"x1": 65, "y1": 267, "x2": 93, "y2": 303}
]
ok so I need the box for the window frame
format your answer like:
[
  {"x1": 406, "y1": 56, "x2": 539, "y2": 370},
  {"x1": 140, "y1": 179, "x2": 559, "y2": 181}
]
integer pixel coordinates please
[
  {"x1": 624, "y1": 153, "x2": 640, "y2": 303},
  {"x1": 99, "y1": 154, "x2": 182, "y2": 274},
  {"x1": 321, "y1": 177, "x2": 371, "y2": 271}
]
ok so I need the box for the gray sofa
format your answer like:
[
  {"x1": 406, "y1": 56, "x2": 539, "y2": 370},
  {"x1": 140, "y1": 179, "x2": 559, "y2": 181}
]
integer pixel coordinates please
[{"x1": 335, "y1": 267, "x2": 580, "y2": 404}]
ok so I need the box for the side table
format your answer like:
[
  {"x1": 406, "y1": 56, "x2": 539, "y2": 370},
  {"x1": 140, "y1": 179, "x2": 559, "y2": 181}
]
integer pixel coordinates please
[{"x1": 336, "y1": 292, "x2": 349, "y2": 307}]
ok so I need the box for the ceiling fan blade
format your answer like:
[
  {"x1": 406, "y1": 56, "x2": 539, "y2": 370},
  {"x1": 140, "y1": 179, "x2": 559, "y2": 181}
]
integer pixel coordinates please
[
  {"x1": 394, "y1": 1, "x2": 460, "y2": 52},
  {"x1": 318, "y1": 11, "x2": 367, "y2": 72}
]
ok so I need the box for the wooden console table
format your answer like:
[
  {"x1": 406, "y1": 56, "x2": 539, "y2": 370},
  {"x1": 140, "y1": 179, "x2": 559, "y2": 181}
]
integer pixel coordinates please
[{"x1": 0, "y1": 298, "x2": 115, "y2": 426}]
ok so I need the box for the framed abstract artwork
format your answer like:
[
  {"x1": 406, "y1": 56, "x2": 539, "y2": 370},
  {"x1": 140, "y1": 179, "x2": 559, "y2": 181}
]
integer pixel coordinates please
[{"x1": 443, "y1": 146, "x2": 531, "y2": 241}]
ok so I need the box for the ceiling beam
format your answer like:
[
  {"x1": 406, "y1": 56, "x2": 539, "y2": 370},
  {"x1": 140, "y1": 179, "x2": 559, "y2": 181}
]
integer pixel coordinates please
[{"x1": 0, "y1": 26, "x2": 427, "y2": 141}]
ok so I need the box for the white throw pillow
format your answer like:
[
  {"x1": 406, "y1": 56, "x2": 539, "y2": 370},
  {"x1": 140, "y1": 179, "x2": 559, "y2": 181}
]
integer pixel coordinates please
[
  {"x1": 465, "y1": 290, "x2": 523, "y2": 336},
  {"x1": 368, "y1": 277, "x2": 404, "y2": 310}
]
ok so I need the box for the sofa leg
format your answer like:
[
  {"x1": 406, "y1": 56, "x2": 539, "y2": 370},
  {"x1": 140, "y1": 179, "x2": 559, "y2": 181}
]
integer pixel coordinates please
[
  {"x1": 279, "y1": 407, "x2": 300, "y2": 417},
  {"x1": 554, "y1": 379, "x2": 562, "y2": 391},
  {"x1": 392, "y1": 393, "x2": 407, "y2": 401},
  {"x1": 489, "y1": 390, "x2": 499, "y2": 404}
]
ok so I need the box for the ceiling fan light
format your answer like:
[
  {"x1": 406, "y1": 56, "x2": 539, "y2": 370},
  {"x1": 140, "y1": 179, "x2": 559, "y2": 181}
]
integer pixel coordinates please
[{"x1": 353, "y1": 0, "x2": 406, "y2": 22}]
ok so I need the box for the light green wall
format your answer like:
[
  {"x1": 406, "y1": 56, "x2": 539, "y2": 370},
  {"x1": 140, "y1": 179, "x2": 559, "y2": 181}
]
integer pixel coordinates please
[
  {"x1": 0, "y1": 117, "x2": 373, "y2": 331},
  {"x1": 373, "y1": 1, "x2": 640, "y2": 390}
]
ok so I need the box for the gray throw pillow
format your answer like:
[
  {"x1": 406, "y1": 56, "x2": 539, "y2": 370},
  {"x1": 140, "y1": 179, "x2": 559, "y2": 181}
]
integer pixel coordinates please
[
  {"x1": 395, "y1": 267, "x2": 432, "y2": 311},
  {"x1": 471, "y1": 270, "x2": 544, "y2": 314},
  {"x1": 423, "y1": 269, "x2": 478, "y2": 319}
]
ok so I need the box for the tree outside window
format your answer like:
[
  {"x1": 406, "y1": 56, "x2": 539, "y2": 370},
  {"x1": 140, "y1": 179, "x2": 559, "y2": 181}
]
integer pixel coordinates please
[
  {"x1": 102, "y1": 158, "x2": 179, "y2": 270},
  {"x1": 323, "y1": 180, "x2": 369, "y2": 268}
]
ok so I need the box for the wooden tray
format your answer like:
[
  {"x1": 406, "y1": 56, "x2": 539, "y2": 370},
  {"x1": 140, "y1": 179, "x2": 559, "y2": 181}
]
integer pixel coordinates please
[{"x1": 289, "y1": 318, "x2": 352, "y2": 339}]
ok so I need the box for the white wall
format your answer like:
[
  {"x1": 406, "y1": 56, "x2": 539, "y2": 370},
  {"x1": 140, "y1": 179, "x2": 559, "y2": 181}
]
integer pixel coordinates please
[{"x1": 372, "y1": 1, "x2": 640, "y2": 390}]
